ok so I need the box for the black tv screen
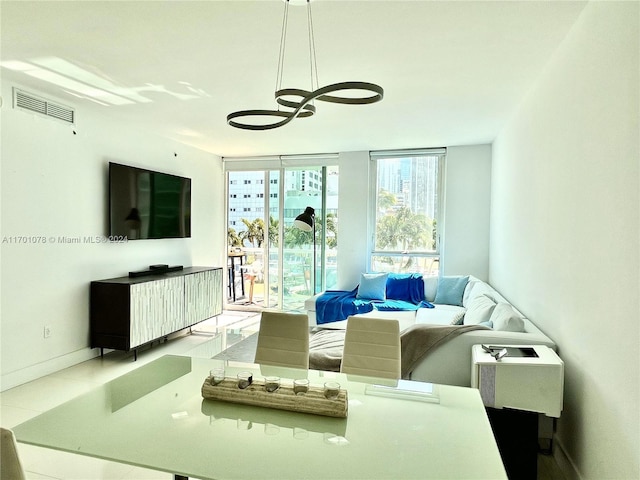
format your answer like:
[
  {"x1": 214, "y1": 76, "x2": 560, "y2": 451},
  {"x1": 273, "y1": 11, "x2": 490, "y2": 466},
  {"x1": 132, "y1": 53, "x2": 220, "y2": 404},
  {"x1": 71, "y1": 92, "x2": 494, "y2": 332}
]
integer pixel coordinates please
[{"x1": 109, "y1": 162, "x2": 191, "y2": 240}]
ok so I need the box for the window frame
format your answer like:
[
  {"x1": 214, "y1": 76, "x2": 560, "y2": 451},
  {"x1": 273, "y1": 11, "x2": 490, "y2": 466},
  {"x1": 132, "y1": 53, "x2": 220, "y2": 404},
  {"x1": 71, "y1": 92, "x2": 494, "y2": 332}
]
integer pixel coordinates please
[{"x1": 368, "y1": 148, "x2": 446, "y2": 273}]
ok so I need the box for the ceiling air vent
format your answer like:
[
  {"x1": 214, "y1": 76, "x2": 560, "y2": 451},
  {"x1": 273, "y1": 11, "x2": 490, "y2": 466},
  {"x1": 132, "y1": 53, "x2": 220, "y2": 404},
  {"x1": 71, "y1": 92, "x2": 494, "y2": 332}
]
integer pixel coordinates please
[{"x1": 13, "y1": 88, "x2": 75, "y2": 124}]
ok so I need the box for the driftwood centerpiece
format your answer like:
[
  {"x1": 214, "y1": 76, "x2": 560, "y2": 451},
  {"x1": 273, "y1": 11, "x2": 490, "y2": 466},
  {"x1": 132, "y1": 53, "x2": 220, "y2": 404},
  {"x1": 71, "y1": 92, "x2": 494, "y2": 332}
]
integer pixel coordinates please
[{"x1": 201, "y1": 377, "x2": 348, "y2": 418}]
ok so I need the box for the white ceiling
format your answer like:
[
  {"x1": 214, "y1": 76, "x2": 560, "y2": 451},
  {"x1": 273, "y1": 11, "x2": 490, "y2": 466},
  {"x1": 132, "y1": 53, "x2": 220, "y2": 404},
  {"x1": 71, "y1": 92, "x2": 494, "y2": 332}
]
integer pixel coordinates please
[{"x1": 1, "y1": 1, "x2": 587, "y2": 158}]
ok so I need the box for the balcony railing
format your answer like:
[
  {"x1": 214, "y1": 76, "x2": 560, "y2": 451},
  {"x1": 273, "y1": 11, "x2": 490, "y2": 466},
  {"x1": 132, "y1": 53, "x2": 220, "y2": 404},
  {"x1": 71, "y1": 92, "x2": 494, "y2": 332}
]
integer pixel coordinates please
[{"x1": 227, "y1": 247, "x2": 337, "y2": 312}]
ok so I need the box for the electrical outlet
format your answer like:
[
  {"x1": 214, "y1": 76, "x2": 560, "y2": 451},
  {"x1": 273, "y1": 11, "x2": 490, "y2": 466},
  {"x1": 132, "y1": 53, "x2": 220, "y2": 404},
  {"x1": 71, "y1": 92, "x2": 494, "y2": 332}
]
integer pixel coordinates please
[{"x1": 43, "y1": 326, "x2": 52, "y2": 338}]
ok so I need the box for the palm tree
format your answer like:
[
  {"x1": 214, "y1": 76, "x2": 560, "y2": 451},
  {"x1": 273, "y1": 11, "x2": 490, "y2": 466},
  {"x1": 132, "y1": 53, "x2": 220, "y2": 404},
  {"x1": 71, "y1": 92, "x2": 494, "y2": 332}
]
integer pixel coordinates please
[
  {"x1": 268, "y1": 216, "x2": 279, "y2": 247},
  {"x1": 227, "y1": 227, "x2": 242, "y2": 248},
  {"x1": 378, "y1": 189, "x2": 397, "y2": 212},
  {"x1": 239, "y1": 218, "x2": 265, "y2": 247},
  {"x1": 399, "y1": 209, "x2": 433, "y2": 251},
  {"x1": 282, "y1": 212, "x2": 338, "y2": 249},
  {"x1": 376, "y1": 214, "x2": 402, "y2": 250},
  {"x1": 324, "y1": 213, "x2": 338, "y2": 248},
  {"x1": 284, "y1": 224, "x2": 312, "y2": 248},
  {"x1": 375, "y1": 206, "x2": 435, "y2": 269}
]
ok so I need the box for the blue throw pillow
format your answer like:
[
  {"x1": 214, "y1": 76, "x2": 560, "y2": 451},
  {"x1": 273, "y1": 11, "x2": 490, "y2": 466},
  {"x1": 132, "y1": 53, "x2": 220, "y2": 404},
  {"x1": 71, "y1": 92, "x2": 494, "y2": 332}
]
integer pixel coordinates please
[
  {"x1": 356, "y1": 273, "x2": 389, "y2": 301},
  {"x1": 434, "y1": 276, "x2": 469, "y2": 306}
]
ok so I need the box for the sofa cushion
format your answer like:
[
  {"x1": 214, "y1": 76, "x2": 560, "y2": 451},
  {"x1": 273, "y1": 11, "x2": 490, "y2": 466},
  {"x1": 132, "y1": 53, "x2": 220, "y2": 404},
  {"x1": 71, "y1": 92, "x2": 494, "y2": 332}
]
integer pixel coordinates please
[
  {"x1": 463, "y1": 294, "x2": 497, "y2": 325},
  {"x1": 416, "y1": 304, "x2": 466, "y2": 326},
  {"x1": 424, "y1": 276, "x2": 438, "y2": 302},
  {"x1": 491, "y1": 303, "x2": 525, "y2": 332},
  {"x1": 462, "y1": 276, "x2": 482, "y2": 306},
  {"x1": 463, "y1": 280, "x2": 495, "y2": 306},
  {"x1": 305, "y1": 293, "x2": 321, "y2": 312},
  {"x1": 434, "y1": 276, "x2": 469, "y2": 306},
  {"x1": 356, "y1": 273, "x2": 388, "y2": 301}
]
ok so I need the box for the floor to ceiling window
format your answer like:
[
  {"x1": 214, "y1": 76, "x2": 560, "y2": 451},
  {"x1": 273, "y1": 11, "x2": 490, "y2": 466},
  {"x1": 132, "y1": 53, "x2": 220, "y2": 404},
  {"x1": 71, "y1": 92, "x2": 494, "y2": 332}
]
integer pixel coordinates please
[{"x1": 225, "y1": 156, "x2": 338, "y2": 312}]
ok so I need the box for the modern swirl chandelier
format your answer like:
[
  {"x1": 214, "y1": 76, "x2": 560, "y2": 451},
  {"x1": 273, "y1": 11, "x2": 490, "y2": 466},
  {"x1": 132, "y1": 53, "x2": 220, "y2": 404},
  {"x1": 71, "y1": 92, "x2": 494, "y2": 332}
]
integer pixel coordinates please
[{"x1": 227, "y1": 0, "x2": 384, "y2": 130}]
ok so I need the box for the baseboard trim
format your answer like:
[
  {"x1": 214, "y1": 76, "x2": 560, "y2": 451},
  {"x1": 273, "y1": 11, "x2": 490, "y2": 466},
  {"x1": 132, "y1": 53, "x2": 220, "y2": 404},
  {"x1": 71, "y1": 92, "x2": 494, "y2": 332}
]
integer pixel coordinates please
[
  {"x1": 553, "y1": 435, "x2": 582, "y2": 480},
  {"x1": 1, "y1": 348, "x2": 100, "y2": 392}
]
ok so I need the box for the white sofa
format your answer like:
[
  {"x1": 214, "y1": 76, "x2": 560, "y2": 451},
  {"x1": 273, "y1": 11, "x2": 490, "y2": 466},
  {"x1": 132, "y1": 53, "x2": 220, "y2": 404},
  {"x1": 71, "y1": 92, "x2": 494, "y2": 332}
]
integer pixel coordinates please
[{"x1": 305, "y1": 275, "x2": 556, "y2": 387}]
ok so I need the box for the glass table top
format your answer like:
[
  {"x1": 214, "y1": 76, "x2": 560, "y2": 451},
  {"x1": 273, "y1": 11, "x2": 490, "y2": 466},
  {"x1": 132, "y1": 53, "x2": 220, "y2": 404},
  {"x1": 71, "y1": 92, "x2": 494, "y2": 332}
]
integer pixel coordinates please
[{"x1": 13, "y1": 355, "x2": 506, "y2": 480}]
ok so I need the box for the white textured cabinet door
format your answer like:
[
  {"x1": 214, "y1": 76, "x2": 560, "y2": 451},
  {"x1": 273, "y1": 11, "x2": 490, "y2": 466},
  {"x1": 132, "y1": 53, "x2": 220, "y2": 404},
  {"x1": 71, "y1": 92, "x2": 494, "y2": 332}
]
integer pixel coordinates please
[
  {"x1": 183, "y1": 269, "x2": 222, "y2": 328},
  {"x1": 129, "y1": 277, "x2": 184, "y2": 348},
  {"x1": 159, "y1": 276, "x2": 187, "y2": 336}
]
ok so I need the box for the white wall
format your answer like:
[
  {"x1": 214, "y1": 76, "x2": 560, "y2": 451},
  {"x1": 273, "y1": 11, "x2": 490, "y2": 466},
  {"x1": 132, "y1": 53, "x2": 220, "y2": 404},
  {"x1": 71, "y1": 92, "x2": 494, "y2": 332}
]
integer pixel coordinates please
[
  {"x1": 441, "y1": 145, "x2": 491, "y2": 281},
  {"x1": 335, "y1": 146, "x2": 491, "y2": 288},
  {"x1": 491, "y1": 2, "x2": 639, "y2": 478},
  {"x1": 0, "y1": 81, "x2": 225, "y2": 390},
  {"x1": 336, "y1": 151, "x2": 371, "y2": 290}
]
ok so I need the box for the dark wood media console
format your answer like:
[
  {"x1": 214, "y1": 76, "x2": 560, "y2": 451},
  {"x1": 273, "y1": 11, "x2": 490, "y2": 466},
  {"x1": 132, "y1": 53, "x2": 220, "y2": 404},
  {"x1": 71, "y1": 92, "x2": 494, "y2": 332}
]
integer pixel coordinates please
[{"x1": 90, "y1": 266, "x2": 223, "y2": 359}]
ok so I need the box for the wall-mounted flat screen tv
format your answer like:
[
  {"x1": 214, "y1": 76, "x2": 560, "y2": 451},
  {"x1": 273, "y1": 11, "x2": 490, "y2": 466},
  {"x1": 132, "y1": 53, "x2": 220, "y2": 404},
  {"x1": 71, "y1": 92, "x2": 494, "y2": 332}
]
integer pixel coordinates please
[{"x1": 109, "y1": 162, "x2": 191, "y2": 240}]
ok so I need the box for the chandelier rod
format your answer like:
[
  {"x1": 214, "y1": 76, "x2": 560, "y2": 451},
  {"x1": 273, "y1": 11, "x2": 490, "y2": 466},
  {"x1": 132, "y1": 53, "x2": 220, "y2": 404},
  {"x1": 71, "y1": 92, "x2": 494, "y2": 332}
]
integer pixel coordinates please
[
  {"x1": 275, "y1": 0, "x2": 290, "y2": 95},
  {"x1": 307, "y1": 0, "x2": 319, "y2": 94}
]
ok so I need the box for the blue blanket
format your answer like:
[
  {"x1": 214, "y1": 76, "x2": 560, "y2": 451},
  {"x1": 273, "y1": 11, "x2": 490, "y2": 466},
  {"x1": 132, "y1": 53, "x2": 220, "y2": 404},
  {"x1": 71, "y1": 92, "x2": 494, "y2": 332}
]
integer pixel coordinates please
[
  {"x1": 315, "y1": 274, "x2": 434, "y2": 325},
  {"x1": 375, "y1": 299, "x2": 434, "y2": 311},
  {"x1": 315, "y1": 287, "x2": 374, "y2": 325},
  {"x1": 386, "y1": 273, "x2": 426, "y2": 304}
]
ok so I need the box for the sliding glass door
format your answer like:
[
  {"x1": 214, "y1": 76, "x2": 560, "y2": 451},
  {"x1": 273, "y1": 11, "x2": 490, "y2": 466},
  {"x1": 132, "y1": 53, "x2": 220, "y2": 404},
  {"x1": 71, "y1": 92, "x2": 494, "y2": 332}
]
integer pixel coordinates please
[
  {"x1": 226, "y1": 159, "x2": 338, "y2": 312},
  {"x1": 227, "y1": 170, "x2": 274, "y2": 308}
]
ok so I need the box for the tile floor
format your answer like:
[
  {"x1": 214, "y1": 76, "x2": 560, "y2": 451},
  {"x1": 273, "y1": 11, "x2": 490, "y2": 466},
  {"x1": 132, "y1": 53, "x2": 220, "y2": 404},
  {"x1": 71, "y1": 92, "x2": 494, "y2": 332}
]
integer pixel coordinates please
[{"x1": 1, "y1": 309, "x2": 565, "y2": 480}]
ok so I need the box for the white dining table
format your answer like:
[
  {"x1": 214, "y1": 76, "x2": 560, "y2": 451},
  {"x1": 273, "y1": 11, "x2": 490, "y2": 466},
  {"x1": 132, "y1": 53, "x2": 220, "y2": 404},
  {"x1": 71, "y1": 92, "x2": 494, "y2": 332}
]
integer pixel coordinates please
[{"x1": 13, "y1": 355, "x2": 507, "y2": 480}]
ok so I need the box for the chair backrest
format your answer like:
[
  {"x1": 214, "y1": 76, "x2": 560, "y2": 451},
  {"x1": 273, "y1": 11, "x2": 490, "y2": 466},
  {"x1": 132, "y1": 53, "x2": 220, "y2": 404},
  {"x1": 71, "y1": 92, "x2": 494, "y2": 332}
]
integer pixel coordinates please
[
  {"x1": 340, "y1": 316, "x2": 401, "y2": 379},
  {"x1": 254, "y1": 311, "x2": 310, "y2": 369},
  {"x1": 1, "y1": 428, "x2": 26, "y2": 480}
]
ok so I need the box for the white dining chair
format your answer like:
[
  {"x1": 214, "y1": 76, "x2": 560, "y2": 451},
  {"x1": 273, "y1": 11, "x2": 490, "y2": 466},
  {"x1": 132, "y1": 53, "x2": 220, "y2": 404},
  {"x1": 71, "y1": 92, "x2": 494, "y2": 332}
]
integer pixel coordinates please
[
  {"x1": 1, "y1": 427, "x2": 26, "y2": 480},
  {"x1": 254, "y1": 311, "x2": 310, "y2": 369},
  {"x1": 340, "y1": 316, "x2": 401, "y2": 379}
]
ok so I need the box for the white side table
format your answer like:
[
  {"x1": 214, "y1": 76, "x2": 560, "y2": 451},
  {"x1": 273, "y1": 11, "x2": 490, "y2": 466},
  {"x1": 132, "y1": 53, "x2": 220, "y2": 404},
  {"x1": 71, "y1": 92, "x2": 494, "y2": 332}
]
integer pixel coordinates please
[{"x1": 471, "y1": 344, "x2": 564, "y2": 418}]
